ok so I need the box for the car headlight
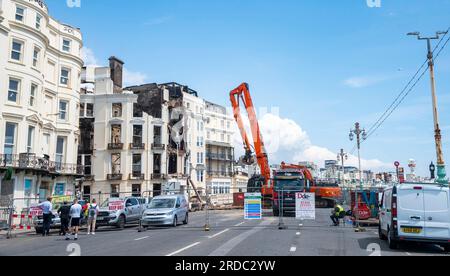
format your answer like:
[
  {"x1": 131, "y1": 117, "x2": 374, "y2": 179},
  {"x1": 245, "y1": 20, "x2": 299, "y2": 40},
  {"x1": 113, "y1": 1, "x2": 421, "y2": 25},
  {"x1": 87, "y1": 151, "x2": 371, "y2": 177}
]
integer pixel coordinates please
[{"x1": 166, "y1": 211, "x2": 174, "y2": 216}]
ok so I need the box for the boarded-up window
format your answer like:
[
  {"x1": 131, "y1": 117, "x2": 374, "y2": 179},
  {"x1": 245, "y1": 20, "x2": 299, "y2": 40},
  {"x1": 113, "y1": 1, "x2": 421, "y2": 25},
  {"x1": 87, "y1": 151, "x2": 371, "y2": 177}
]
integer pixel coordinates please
[
  {"x1": 112, "y1": 103, "x2": 122, "y2": 117},
  {"x1": 111, "y1": 125, "x2": 121, "y2": 143},
  {"x1": 111, "y1": 153, "x2": 121, "y2": 174}
]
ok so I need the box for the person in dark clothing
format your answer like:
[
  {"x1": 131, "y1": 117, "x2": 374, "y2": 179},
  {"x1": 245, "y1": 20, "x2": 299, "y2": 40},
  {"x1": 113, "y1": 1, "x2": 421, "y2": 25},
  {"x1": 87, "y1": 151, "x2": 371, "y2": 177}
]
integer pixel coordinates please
[{"x1": 58, "y1": 202, "x2": 71, "y2": 236}]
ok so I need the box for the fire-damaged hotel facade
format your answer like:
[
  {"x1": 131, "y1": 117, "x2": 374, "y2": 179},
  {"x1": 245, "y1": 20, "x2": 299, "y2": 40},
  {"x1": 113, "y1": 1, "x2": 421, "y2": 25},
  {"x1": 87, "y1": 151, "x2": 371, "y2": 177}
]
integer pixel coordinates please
[
  {"x1": 78, "y1": 57, "x2": 209, "y2": 199},
  {"x1": 0, "y1": 0, "x2": 84, "y2": 206}
]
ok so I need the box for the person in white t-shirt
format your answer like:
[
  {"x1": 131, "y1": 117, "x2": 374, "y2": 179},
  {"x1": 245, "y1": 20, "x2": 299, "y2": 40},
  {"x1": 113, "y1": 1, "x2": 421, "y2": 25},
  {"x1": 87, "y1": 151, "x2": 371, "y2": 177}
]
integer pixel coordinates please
[{"x1": 68, "y1": 199, "x2": 82, "y2": 241}]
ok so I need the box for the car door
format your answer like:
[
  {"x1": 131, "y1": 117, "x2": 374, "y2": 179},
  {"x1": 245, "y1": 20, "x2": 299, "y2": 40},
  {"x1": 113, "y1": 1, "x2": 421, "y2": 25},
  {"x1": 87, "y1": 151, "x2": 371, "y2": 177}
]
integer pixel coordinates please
[
  {"x1": 379, "y1": 189, "x2": 390, "y2": 233},
  {"x1": 397, "y1": 185, "x2": 426, "y2": 238},
  {"x1": 175, "y1": 197, "x2": 184, "y2": 221},
  {"x1": 423, "y1": 185, "x2": 450, "y2": 239},
  {"x1": 125, "y1": 198, "x2": 136, "y2": 222}
]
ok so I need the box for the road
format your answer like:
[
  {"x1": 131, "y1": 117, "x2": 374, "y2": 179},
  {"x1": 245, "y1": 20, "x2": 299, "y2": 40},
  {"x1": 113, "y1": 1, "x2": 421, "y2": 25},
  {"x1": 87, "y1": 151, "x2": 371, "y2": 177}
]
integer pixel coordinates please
[{"x1": 0, "y1": 209, "x2": 447, "y2": 256}]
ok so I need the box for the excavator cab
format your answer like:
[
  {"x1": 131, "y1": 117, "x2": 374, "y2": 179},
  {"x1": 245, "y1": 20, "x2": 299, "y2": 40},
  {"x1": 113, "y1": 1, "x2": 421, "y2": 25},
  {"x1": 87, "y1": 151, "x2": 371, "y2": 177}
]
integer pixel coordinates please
[{"x1": 247, "y1": 175, "x2": 266, "y2": 193}]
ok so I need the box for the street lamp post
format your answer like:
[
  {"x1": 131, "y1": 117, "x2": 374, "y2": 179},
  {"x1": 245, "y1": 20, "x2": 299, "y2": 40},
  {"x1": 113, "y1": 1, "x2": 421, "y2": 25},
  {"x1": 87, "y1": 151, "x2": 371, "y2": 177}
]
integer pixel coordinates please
[
  {"x1": 408, "y1": 31, "x2": 448, "y2": 185},
  {"x1": 349, "y1": 123, "x2": 367, "y2": 228},
  {"x1": 337, "y1": 149, "x2": 348, "y2": 203}
]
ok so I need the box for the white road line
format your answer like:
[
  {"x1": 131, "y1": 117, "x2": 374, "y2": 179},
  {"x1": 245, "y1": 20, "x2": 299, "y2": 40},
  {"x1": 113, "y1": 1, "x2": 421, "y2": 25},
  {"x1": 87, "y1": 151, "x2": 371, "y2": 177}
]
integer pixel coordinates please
[
  {"x1": 296, "y1": 232, "x2": 301, "y2": 236},
  {"x1": 406, "y1": 252, "x2": 412, "y2": 256},
  {"x1": 166, "y1": 242, "x2": 201, "y2": 257},
  {"x1": 208, "y1": 229, "x2": 230, "y2": 239},
  {"x1": 134, "y1": 236, "x2": 149, "y2": 241},
  {"x1": 290, "y1": 247, "x2": 297, "y2": 252},
  {"x1": 234, "y1": 222, "x2": 246, "y2": 227},
  {"x1": 299, "y1": 224, "x2": 303, "y2": 227}
]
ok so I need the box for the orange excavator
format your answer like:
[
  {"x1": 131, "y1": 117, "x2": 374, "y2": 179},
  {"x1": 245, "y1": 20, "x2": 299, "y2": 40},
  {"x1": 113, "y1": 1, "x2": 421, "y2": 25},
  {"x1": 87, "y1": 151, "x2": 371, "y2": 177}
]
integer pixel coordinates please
[{"x1": 230, "y1": 83, "x2": 272, "y2": 204}]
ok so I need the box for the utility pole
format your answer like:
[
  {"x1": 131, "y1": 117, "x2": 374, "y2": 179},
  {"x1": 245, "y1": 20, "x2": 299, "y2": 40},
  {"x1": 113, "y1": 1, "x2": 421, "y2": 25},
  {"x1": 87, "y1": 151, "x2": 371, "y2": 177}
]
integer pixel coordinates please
[
  {"x1": 337, "y1": 149, "x2": 348, "y2": 203},
  {"x1": 408, "y1": 31, "x2": 448, "y2": 185},
  {"x1": 349, "y1": 123, "x2": 367, "y2": 229}
]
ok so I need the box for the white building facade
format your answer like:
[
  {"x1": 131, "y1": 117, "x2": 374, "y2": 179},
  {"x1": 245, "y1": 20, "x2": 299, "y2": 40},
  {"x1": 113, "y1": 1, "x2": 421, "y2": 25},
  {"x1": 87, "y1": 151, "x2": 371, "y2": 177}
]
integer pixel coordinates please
[{"x1": 0, "y1": 0, "x2": 83, "y2": 204}]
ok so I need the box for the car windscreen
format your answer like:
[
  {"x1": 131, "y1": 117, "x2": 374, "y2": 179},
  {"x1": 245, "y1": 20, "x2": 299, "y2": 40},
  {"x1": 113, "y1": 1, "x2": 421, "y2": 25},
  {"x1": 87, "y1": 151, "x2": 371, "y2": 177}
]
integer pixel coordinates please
[
  {"x1": 149, "y1": 198, "x2": 176, "y2": 209},
  {"x1": 274, "y1": 178, "x2": 305, "y2": 190}
]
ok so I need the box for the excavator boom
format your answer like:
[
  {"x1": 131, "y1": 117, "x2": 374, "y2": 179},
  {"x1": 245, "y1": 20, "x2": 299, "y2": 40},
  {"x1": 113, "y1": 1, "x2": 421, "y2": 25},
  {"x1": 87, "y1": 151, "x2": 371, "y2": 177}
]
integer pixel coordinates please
[{"x1": 230, "y1": 83, "x2": 272, "y2": 196}]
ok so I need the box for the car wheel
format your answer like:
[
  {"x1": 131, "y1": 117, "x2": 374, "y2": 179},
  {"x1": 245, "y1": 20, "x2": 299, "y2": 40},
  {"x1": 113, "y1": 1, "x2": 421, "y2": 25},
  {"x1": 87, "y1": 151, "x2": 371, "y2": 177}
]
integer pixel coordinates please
[
  {"x1": 387, "y1": 227, "x2": 399, "y2": 250},
  {"x1": 117, "y1": 215, "x2": 126, "y2": 230},
  {"x1": 35, "y1": 228, "x2": 43, "y2": 235},
  {"x1": 379, "y1": 225, "x2": 387, "y2": 241},
  {"x1": 172, "y1": 216, "x2": 178, "y2": 227},
  {"x1": 183, "y1": 213, "x2": 189, "y2": 225}
]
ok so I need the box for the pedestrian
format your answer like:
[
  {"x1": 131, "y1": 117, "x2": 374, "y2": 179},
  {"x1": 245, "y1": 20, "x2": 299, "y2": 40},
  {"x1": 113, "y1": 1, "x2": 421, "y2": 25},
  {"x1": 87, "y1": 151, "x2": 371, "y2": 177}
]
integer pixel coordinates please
[
  {"x1": 57, "y1": 201, "x2": 71, "y2": 236},
  {"x1": 330, "y1": 202, "x2": 346, "y2": 227},
  {"x1": 87, "y1": 199, "x2": 99, "y2": 235},
  {"x1": 68, "y1": 199, "x2": 82, "y2": 241},
  {"x1": 38, "y1": 197, "x2": 52, "y2": 237}
]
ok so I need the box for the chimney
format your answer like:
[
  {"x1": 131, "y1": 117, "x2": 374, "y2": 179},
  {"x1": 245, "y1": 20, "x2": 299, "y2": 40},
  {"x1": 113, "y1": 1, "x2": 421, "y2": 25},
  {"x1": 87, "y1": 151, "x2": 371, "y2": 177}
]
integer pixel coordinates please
[{"x1": 109, "y1": 56, "x2": 124, "y2": 93}]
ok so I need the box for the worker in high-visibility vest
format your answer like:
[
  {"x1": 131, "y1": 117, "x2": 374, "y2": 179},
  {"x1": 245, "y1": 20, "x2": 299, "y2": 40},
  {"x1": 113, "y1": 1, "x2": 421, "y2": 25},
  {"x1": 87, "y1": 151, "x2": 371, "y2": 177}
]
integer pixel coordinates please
[{"x1": 330, "y1": 202, "x2": 346, "y2": 226}]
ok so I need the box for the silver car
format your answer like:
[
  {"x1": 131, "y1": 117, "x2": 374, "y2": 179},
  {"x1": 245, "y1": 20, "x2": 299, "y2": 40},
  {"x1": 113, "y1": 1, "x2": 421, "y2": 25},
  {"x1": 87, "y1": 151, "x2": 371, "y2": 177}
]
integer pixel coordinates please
[{"x1": 140, "y1": 195, "x2": 189, "y2": 228}]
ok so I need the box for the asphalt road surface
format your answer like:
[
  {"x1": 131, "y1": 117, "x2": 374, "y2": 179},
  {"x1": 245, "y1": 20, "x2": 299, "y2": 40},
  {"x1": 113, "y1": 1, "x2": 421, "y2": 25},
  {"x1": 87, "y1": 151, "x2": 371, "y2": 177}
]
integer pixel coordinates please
[{"x1": 0, "y1": 209, "x2": 448, "y2": 256}]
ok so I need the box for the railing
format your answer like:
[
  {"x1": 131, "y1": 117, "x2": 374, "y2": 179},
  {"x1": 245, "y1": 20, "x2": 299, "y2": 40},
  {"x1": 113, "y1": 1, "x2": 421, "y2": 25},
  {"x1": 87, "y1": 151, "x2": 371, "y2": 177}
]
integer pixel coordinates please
[
  {"x1": 107, "y1": 173, "x2": 123, "y2": 181},
  {"x1": 151, "y1": 143, "x2": 165, "y2": 150},
  {"x1": 0, "y1": 154, "x2": 84, "y2": 176},
  {"x1": 151, "y1": 173, "x2": 167, "y2": 180},
  {"x1": 129, "y1": 172, "x2": 145, "y2": 180},
  {"x1": 207, "y1": 171, "x2": 234, "y2": 177},
  {"x1": 129, "y1": 143, "x2": 145, "y2": 150},
  {"x1": 108, "y1": 143, "x2": 124, "y2": 150},
  {"x1": 206, "y1": 153, "x2": 233, "y2": 161}
]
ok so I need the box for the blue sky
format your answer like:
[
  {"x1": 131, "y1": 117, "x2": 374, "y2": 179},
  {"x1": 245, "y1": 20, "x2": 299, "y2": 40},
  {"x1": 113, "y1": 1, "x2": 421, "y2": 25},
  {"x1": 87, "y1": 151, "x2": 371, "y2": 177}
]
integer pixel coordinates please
[{"x1": 48, "y1": 0, "x2": 450, "y2": 176}]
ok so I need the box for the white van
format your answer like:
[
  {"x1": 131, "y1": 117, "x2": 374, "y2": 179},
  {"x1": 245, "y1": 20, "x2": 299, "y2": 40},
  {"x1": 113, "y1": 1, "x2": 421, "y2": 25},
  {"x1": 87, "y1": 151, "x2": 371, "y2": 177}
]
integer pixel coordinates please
[{"x1": 379, "y1": 183, "x2": 450, "y2": 251}]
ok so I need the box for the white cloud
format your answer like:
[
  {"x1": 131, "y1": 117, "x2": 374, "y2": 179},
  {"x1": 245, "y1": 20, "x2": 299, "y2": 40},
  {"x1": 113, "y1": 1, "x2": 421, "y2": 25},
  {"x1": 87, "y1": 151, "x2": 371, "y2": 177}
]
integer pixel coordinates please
[
  {"x1": 81, "y1": 47, "x2": 99, "y2": 66},
  {"x1": 123, "y1": 69, "x2": 147, "y2": 87},
  {"x1": 233, "y1": 112, "x2": 390, "y2": 171},
  {"x1": 80, "y1": 47, "x2": 148, "y2": 86},
  {"x1": 343, "y1": 75, "x2": 389, "y2": 88}
]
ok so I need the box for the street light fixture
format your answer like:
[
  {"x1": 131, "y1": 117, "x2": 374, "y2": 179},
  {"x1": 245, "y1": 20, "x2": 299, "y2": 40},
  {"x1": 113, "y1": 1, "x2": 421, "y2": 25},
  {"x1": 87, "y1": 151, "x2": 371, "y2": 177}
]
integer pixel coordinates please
[
  {"x1": 408, "y1": 31, "x2": 448, "y2": 184},
  {"x1": 349, "y1": 122, "x2": 367, "y2": 229}
]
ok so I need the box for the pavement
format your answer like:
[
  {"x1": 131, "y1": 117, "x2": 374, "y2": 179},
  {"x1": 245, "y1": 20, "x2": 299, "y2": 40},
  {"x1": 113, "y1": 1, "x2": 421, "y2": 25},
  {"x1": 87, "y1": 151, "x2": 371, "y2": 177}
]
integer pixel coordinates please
[{"x1": 0, "y1": 209, "x2": 448, "y2": 256}]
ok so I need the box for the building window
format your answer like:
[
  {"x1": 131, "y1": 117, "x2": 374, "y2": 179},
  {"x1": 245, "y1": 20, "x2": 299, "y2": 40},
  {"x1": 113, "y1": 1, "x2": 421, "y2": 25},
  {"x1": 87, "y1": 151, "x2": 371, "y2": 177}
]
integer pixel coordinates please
[
  {"x1": 8, "y1": 79, "x2": 20, "y2": 103},
  {"x1": 32, "y1": 47, "x2": 40, "y2": 68},
  {"x1": 197, "y1": 170, "x2": 204, "y2": 182},
  {"x1": 197, "y1": 152, "x2": 204, "y2": 164},
  {"x1": 112, "y1": 103, "x2": 122, "y2": 118},
  {"x1": 132, "y1": 154, "x2": 142, "y2": 175},
  {"x1": 56, "y1": 136, "x2": 66, "y2": 169},
  {"x1": 36, "y1": 14, "x2": 42, "y2": 29},
  {"x1": 30, "y1": 84, "x2": 37, "y2": 107},
  {"x1": 27, "y1": 126, "x2": 35, "y2": 153},
  {"x1": 79, "y1": 103, "x2": 85, "y2": 117},
  {"x1": 132, "y1": 184, "x2": 141, "y2": 197},
  {"x1": 154, "y1": 126, "x2": 162, "y2": 144},
  {"x1": 111, "y1": 153, "x2": 121, "y2": 174},
  {"x1": 59, "y1": 101, "x2": 68, "y2": 121},
  {"x1": 86, "y1": 103, "x2": 94, "y2": 117},
  {"x1": 62, "y1": 39, "x2": 71, "y2": 52},
  {"x1": 60, "y1": 68, "x2": 70, "y2": 85},
  {"x1": 111, "y1": 125, "x2": 121, "y2": 143},
  {"x1": 133, "y1": 125, "x2": 143, "y2": 145},
  {"x1": 4, "y1": 123, "x2": 17, "y2": 159},
  {"x1": 11, "y1": 40, "x2": 23, "y2": 62},
  {"x1": 111, "y1": 184, "x2": 120, "y2": 198},
  {"x1": 15, "y1": 6, "x2": 25, "y2": 22},
  {"x1": 133, "y1": 103, "x2": 143, "y2": 118}
]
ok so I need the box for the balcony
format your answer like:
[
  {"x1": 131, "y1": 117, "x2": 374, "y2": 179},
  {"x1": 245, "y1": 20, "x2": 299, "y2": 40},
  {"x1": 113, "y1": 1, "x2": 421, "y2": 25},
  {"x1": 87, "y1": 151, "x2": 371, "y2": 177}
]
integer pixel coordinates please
[
  {"x1": 206, "y1": 153, "x2": 233, "y2": 161},
  {"x1": 151, "y1": 143, "x2": 165, "y2": 151},
  {"x1": 108, "y1": 143, "x2": 124, "y2": 150},
  {"x1": 151, "y1": 173, "x2": 167, "y2": 180},
  {"x1": 107, "y1": 173, "x2": 123, "y2": 181},
  {"x1": 207, "y1": 171, "x2": 234, "y2": 178},
  {"x1": 129, "y1": 143, "x2": 145, "y2": 150},
  {"x1": 129, "y1": 172, "x2": 145, "y2": 180},
  {"x1": 0, "y1": 154, "x2": 84, "y2": 176}
]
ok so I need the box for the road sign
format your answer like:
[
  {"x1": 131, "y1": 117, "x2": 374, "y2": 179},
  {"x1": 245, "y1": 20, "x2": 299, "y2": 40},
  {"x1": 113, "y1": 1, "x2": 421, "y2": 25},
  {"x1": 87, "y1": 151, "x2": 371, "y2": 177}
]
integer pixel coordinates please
[
  {"x1": 244, "y1": 193, "x2": 262, "y2": 220},
  {"x1": 295, "y1": 193, "x2": 315, "y2": 220}
]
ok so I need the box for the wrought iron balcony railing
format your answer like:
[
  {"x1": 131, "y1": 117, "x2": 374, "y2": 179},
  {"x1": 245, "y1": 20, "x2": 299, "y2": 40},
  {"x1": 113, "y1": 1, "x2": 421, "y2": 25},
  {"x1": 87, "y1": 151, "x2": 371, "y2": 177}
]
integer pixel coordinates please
[{"x1": 0, "y1": 154, "x2": 84, "y2": 176}]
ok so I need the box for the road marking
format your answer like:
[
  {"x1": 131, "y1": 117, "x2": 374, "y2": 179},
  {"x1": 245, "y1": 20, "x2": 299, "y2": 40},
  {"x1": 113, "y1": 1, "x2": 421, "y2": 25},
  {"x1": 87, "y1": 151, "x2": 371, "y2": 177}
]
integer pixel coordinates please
[
  {"x1": 134, "y1": 236, "x2": 149, "y2": 241},
  {"x1": 299, "y1": 224, "x2": 303, "y2": 227},
  {"x1": 234, "y1": 222, "x2": 246, "y2": 227},
  {"x1": 208, "y1": 229, "x2": 230, "y2": 239},
  {"x1": 290, "y1": 247, "x2": 297, "y2": 252},
  {"x1": 166, "y1": 242, "x2": 201, "y2": 257},
  {"x1": 406, "y1": 252, "x2": 412, "y2": 256},
  {"x1": 209, "y1": 219, "x2": 275, "y2": 256},
  {"x1": 296, "y1": 232, "x2": 301, "y2": 236}
]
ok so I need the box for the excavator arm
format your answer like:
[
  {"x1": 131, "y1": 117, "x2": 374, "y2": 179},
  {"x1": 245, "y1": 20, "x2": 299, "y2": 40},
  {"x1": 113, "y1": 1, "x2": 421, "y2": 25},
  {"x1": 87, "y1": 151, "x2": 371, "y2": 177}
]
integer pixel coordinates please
[{"x1": 230, "y1": 83, "x2": 272, "y2": 193}]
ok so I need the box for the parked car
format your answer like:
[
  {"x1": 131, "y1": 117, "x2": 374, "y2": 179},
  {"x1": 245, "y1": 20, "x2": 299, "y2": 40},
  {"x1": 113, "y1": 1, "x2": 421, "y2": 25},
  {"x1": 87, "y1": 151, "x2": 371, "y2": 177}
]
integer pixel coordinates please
[
  {"x1": 140, "y1": 195, "x2": 189, "y2": 228},
  {"x1": 96, "y1": 197, "x2": 146, "y2": 229},
  {"x1": 34, "y1": 212, "x2": 61, "y2": 234},
  {"x1": 379, "y1": 183, "x2": 450, "y2": 251}
]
